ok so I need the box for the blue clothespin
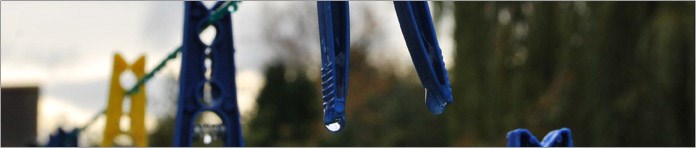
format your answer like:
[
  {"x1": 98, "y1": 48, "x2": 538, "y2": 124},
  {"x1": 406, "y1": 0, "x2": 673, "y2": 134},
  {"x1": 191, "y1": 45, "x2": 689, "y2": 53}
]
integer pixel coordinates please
[
  {"x1": 46, "y1": 128, "x2": 79, "y2": 147},
  {"x1": 174, "y1": 1, "x2": 243, "y2": 146},
  {"x1": 393, "y1": 1, "x2": 453, "y2": 114},
  {"x1": 317, "y1": 1, "x2": 350, "y2": 133},
  {"x1": 506, "y1": 128, "x2": 573, "y2": 147}
]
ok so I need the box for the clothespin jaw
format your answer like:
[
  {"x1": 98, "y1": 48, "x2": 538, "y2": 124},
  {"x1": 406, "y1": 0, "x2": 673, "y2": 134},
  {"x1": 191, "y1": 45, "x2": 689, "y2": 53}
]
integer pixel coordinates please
[
  {"x1": 102, "y1": 53, "x2": 148, "y2": 147},
  {"x1": 506, "y1": 128, "x2": 573, "y2": 147},
  {"x1": 393, "y1": 1, "x2": 453, "y2": 115},
  {"x1": 540, "y1": 128, "x2": 573, "y2": 147},
  {"x1": 317, "y1": 1, "x2": 350, "y2": 133},
  {"x1": 506, "y1": 129, "x2": 542, "y2": 147},
  {"x1": 46, "y1": 128, "x2": 79, "y2": 147},
  {"x1": 174, "y1": 1, "x2": 243, "y2": 146}
]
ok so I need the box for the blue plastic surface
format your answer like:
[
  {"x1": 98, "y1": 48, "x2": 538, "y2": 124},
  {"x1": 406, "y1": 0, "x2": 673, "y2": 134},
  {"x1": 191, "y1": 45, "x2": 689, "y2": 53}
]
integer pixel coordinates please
[
  {"x1": 393, "y1": 1, "x2": 453, "y2": 115},
  {"x1": 317, "y1": 1, "x2": 350, "y2": 133},
  {"x1": 506, "y1": 128, "x2": 573, "y2": 147},
  {"x1": 46, "y1": 128, "x2": 79, "y2": 147},
  {"x1": 173, "y1": 1, "x2": 243, "y2": 146},
  {"x1": 316, "y1": 1, "x2": 454, "y2": 132}
]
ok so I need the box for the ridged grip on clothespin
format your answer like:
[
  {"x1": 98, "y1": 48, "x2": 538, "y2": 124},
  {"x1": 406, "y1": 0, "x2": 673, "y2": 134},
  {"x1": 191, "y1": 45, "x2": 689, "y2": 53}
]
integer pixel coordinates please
[
  {"x1": 102, "y1": 53, "x2": 148, "y2": 147},
  {"x1": 317, "y1": 1, "x2": 350, "y2": 133}
]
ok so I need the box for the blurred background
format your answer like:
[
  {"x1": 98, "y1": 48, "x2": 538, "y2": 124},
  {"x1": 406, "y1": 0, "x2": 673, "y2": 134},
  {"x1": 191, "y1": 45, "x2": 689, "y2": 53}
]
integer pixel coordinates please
[{"x1": 1, "y1": 1, "x2": 693, "y2": 147}]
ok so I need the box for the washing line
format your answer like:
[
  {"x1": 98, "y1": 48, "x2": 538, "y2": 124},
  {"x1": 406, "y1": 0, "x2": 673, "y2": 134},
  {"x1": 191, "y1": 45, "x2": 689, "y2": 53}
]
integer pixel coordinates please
[{"x1": 77, "y1": 1, "x2": 240, "y2": 132}]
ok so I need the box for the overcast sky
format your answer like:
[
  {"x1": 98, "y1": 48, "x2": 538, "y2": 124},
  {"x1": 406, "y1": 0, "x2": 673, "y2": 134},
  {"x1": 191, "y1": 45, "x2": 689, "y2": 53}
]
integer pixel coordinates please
[{"x1": 1, "y1": 1, "x2": 453, "y2": 146}]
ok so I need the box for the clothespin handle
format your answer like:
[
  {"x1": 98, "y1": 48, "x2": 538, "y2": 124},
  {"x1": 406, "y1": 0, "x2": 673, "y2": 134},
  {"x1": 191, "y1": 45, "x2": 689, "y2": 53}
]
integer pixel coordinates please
[
  {"x1": 102, "y1": 53, "x2": 148, "y2": 147},
  {"x1": 317, "y1": 1, "x2": 350, "y2": 133},
  {"x1": 394, "y1": 1, "x2": 453, "y2": 114},
  {"x1": 175, "y1": 1, "x2": 243, "y2": 146}
]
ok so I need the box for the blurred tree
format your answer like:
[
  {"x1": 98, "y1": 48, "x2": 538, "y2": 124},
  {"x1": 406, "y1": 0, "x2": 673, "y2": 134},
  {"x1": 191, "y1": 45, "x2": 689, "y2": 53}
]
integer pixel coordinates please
[
  {"x1": 244, "y1": 2, "x2": 321, "y2": 146},
  {"x1": 148, "y1": 70, "x2": 179, "y2": 147},
  {"x1": 317, "y1": 48, "x2": 449, "y2": 147},
  {"x1": 148, "y1": 116, "x2": 176, "y2": 146},
  {"x1": 245, "y1": 2, "x2": 450, "y2": 146},
  {"x1": 245, "y1": 62, "x2": 320, "y2": 146},
  {"x1": 150, "y1": 1, "x2": 693, "y2": 147},
  {"x1": 448, "y1": 1, "x2": 694, "y2": 146}
]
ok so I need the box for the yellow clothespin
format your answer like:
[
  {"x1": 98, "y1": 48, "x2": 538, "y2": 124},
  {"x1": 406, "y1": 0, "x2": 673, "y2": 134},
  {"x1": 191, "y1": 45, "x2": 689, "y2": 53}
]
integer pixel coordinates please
[{"x1": 102, "y1": 53, "x2": 148, "y2": 147}]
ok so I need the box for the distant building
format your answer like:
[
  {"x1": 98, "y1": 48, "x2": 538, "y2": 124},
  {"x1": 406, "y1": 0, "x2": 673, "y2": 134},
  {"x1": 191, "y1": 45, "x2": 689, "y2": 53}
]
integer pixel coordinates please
[{"x1": 1, "y1": 86, "x2": 39, "y2": 146}]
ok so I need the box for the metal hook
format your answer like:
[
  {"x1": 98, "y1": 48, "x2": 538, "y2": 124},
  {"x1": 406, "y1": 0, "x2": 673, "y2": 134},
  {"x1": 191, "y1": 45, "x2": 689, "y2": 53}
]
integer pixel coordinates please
[
  {"x1": 394, "y1": 1, "x2": 453, "y2": 115},
  {"x1": 317, "y1": 1, "x2": 350, "y2": 133}
]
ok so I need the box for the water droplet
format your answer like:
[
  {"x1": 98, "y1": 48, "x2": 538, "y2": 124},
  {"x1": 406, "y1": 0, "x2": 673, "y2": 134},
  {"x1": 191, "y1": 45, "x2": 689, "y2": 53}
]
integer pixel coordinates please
[
  {"x1": 325, "y1": 122, "x2": 341, "y2": 132},
  {"x1": 425, "y1": 88, "x2": 447, "y2": 115}
]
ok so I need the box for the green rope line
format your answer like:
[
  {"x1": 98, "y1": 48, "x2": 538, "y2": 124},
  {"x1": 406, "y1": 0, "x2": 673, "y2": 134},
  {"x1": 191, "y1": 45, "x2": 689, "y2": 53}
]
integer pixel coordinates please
[
  {"x1": 208, "y1": 1, "x2": 239, "y2": 25},
  {"x1": 78, "y1": 110, "x2": 105, "y2": 131},
  {"x1": 78, "y1": 1, "x2": 240, "y2": 131},
  {"x1": 127, "y1": 1, "x2": 239, "y2": 95},
  {"x1": 126, "y1": 46, "x2": 182, "y2": 95},
  {"x1": 124, "y1": 1, "x2": 239, "y2": 95},
  {"x1": 79, "y1": 46, "x2": 181, "y2": 131}
]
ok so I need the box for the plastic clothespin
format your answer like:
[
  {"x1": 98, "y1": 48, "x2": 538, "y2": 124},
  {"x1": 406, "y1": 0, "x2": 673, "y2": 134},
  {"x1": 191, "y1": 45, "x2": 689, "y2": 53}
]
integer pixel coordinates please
[
  {"x1": 174, "y1": 1, "x2": 243, "y2": 146},
  {"x1": 506, "y1": 128, "x2": 574, "y2": 147},
  {"x1": 102, "y1": 53, "x2": 148, "y2": 147},
  {"x1": 393, "y1": 1, "x2": 453, "y2": 114},
  {"x1": 46, "y1": 128, "x2": 79, "y2": 147},
  {"x1": 317, "y1": 1, "x2": 350, "y2": 133}
]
